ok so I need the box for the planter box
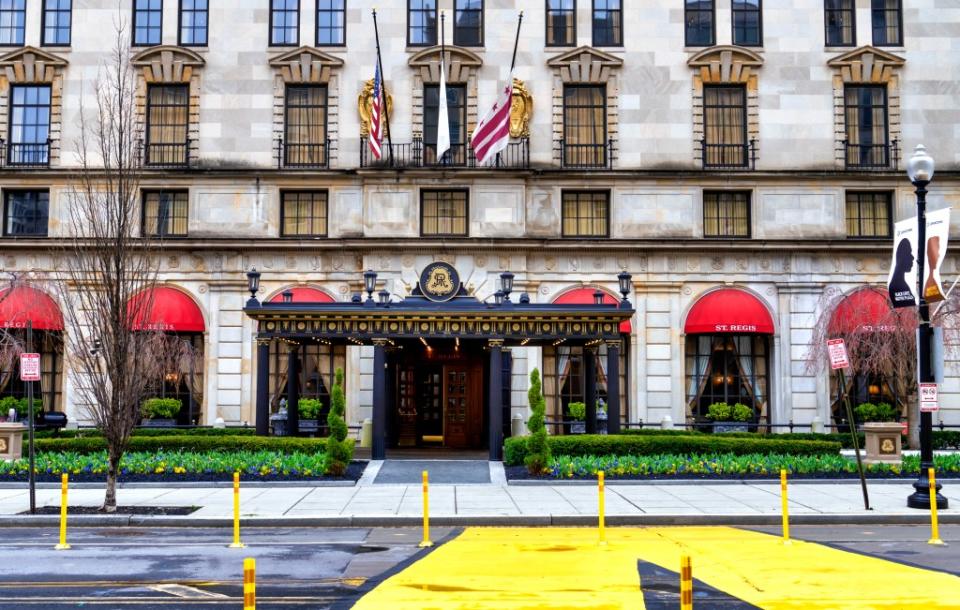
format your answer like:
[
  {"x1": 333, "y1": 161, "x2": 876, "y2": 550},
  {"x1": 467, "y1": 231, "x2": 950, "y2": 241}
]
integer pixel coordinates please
[
  {"x1": 712, "y1": 421, "x2": 751, "y2": 433},
  {"x1": 0, "y1": 422, "x2": 25, "y2": 460},
  {"x1": 299, "y1": 420, "x2": 320, "y2": 437},
  {"x1": 141, "y1": 418, "x2": 177, "y2": 428},
  {"x1": 270, "y1": 414, "x2": 288, "y2": 437},
  {"x1": 570, "y1": 421, "x2": 586, "y2": 434},
  {"x1": 863, "y1": 422, "x2": 902, "y2": 465}
]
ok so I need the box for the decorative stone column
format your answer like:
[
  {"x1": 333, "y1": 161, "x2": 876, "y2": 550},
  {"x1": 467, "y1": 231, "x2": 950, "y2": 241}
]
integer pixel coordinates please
[
  {"x1": 372, "y1": 339, "x2": 388, "y2": 460},
  {"x1": 488, "y1": 339, "x2": 504, "y2": 461},
  {"x1": 255, "y1": 338, "x2": 270, "y2": 436},
  {"x1": 606, "y1": 340, "x2": 621, "y2": 434}
]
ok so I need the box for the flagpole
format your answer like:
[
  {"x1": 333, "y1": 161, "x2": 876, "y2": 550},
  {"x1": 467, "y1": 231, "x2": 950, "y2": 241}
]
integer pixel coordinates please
[
  {"x1": 372, "y1": 8, "x2": 394, "y2": 166},
  {"x1": 509, "y1": 11, "x2": 524, "y2": 73}
]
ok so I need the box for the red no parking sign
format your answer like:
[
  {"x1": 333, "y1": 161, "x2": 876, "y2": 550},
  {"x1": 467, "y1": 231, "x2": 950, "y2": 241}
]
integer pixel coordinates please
[{"x1": 19, "y1": 353, "x2": 40, "y2": 381}]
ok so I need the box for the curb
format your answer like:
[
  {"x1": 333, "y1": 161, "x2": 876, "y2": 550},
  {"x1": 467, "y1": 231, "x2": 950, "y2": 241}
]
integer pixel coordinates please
[
  {"x1": 0, "y1": 480, "x2": 357, "y2": 490},
  {"x1": 506, "y1": 478, "x2": 936, "y2": 486}
]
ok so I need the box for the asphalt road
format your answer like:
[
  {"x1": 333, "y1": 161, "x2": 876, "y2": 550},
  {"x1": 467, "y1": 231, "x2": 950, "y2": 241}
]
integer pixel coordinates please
[{"x1": 0, "y1": 525, "x2": 956, "y2": 609}]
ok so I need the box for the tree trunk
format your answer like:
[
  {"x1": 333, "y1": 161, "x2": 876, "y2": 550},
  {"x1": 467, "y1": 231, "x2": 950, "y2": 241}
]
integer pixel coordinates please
[{"x1": 102, "y1": 451, "x2": 120, "y2": 513}]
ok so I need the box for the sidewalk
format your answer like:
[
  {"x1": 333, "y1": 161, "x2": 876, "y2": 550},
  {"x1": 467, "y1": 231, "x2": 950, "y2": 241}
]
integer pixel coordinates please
[{"x1": 1, "y1": 462, "x2": 957, "y2": 526}]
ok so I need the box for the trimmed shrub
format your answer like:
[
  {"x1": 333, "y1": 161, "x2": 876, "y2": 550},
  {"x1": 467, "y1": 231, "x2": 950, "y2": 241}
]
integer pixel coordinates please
[
  {"x1": 504, "y1": 434, "x2": 841, "y2": 466},
  {"x1": 568, "y1": 402, "x2": 586, "y2": 421},
  {"x1": 325, "y1": 368, "x2": 353, "y2": 476},
  {"x1": 524, "y1": 368, "x2": 551, "y2": 474},
  {"x1": 141, "y1": 398, "x2": 182, "y2": 420},
  {"x1": 32, "y1": 435, "x2": 329, "y2": 455},
  {"x1": 1, "y1": 396, "x2": 42, "y2": 421},
  {"x1": 298, "y1": 398, "x2": 323, "y2": 420},
  {"x1": 854, "y1": 402, "x2": 898, "y2": 423}
]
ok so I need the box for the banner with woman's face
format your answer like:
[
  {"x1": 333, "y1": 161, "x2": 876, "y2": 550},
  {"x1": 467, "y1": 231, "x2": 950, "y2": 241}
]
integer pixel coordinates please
[{"x1": 923, "y1": 207, "x2": 951, "y2": 303}]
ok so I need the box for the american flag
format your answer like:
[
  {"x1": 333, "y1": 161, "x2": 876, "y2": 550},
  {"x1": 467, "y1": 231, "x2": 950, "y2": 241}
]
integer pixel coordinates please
[{"x1": 368, "y1": 63, "x2": 383, "y2": 160}]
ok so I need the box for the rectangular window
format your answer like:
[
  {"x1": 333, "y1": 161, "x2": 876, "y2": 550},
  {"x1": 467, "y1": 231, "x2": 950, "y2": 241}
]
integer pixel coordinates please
[
  {"x1": 142, "y1": 191, "x2": 189, "y2": 238},
  {"x1": 684, "y1": 0, "x2": 714, "y2": 47},
  {"x1": 421, "y1": 190, "x2": 468, "y2": 237},
  {"x1": 824, "y1": 0, "x2": 854, "y2": 46},
  {"x1": 872, "y1": 0, "x2": 902, "y2": 46},
  {"x1": 316, "y1": 0, "x2": 345, "y2": 45},
  {"x1": 8, "y1": 85, "x2": 51, "y2": 166},
  {"x1": 732, "y1": 0, "x2": 761, "y2": 46},
  {"x1": 562, "y1": 85, "x2": 607, "y2": 168},
  {"x1": 423, "y1": 84, "x2": 467, "y2": 165},
  {"x1": 42, "y1": 0, "x2": 72, "y2": 46},
  {"x1": 561, "y1": 191, "x2": 609, "y2": 238},
  {"x1": 3, "y1": 190, "x2": 49, "y2": 237},
  {"x1": 146, "y1": 85, "x2": 189, "y2": 166},
  {"x1": 703, "y1": 85, "x2": 748, "y2": 168},
  {"x1": 592, "y1": 0, "x2": 621, "y2": 46},
  {"x1": 284, "y1": 85, "x2": 328, "y2": 167},
  {"x1": 271, "y1": 0, "x2": 299, "y2": 46},
  {"x1": 0, "y1": 0, "x2": 25, "y2": 46},
  {"x1": 281, "y1": 191, "x2": 328, "y2": 237},
  {"x1": 453, "y1": 0, "x2": 482, "y2": 47},
  {"x1": 133, "y1": 0, "x2": 162, "y2": 46},
  {"x1": 408, "y1": 0, "x2": 436, "y2": 46},
  {"x1": 703, "y1": 191, "x2": 750, "y2": 238},
  {"x1": 179, "y1": 0, "x2": 208, "y2": 46},
  {"x1": 846, "y1": 192, "x2": 892, "y2": 238},
  {"x1": 546, "y1": 0, "x2": 575, "y2": 46},
  {"x1": 844, "y1": 85, "x2": 888, "y2": 168}
]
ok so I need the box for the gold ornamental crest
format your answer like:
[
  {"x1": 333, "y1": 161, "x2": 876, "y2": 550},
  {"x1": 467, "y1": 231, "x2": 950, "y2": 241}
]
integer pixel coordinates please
[{"x1": 419, "y1": 262, "x2": 461, "y2": 302}]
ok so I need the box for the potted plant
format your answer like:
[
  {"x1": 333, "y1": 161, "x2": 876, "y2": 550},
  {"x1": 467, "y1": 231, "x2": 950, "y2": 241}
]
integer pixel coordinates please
[
  {"x1": 141, "y1": 397, "x2": 182, "y2": 427},
  {"x1": 298, "y1": 398, "x2": 323, "y2": 436},
  {"x1": 706, "y1": 401, "x2": 754, "y2": 433},
  {"x1": 568, "y1": 401, "x2": 586, "y2": 434},
  {"x1": 855, "y1": 402, "x2": 903, "y2": 465}
]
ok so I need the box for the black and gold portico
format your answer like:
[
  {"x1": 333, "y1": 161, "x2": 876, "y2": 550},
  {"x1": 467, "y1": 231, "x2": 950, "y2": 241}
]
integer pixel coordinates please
[{"x1": 244, "y1": 264, "x2": 634, "y2": 461}]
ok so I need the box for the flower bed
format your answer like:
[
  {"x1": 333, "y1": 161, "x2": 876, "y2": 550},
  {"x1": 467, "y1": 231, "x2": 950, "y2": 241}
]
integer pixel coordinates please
[
  {"x1": 508, "y1": 452, "x2": 960, "y2": 480},
  {"x1": 0, "y1": 450, "x2": 364, "y2": 481}
]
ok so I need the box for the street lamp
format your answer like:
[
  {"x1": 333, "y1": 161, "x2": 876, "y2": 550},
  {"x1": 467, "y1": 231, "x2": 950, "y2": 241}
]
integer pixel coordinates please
[
  {"x1": 906, "y1": 144, "x2": 948, "y2": 510},
  {"x1": 363, "y1": 270, "x2": 377, "y2": 305},
  {"x1": 593, "y1": 289, "x2": 605, "y2": 305},
  {"x1": 246, "y1": 268, "x2": 261, "y2": 306},
  {"x1": 500, "y1": 271, "x2": 515, "y2": 302},
  {"x1": 494, "y1": 290, "x2": 504, "y2": 306},
  {"x1": 281, "y1": 289, "x2": 293, "y2": 303},
  {"x1": 378, "y1": 289, "x2": 391, "y2": 306},
  {"x1": 617, "y1": 272, "x2": 632, "y2": 303}
]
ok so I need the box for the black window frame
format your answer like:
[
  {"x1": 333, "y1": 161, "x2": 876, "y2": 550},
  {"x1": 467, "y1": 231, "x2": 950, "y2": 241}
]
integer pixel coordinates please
[
  {"x1": 145, "y1": 83, "x2": 190, "y2": 166},
  {"x1": 420, "y1": 189, "x2": 469, "y2": 237},
  {"x1": 7, "y1": 84, "x2": 52, "y2": 166},
  {"x1": 453, "y1": 0, "x2": 483, "y2": 47},
  {"x1": 591, "y1": 0, "x2": 622, "y2": 47},
  {"x1": 270, "y1": 0, "x2": 300, "y2": 47},
  {"x1": 684, "y1": 0, "x2": 714, "y2": 47},
  {"x1": 702, "y1": 191, "x2": 751, "y2": 239},
  {"x1": 178, "y1": 0, "x2": 208, "y2": 47},
  {"x1": 280, "y1": 190, "x2": 329, "y2": 238},
  {"x1": 423, "y1": 83, "x2": 468, "y2": 165},
  {"x1": 3, "y1": 189, "x2": 49, "y2": 237},
  {"x1": 845, "y1": 191, "x2": 892, "y2": 239},
  {"x1": 824, "y1": 0, "x2": 855, "y2": 47},
  {"x1": 315, "y1": 0, "x2": 346, "y2": 46},
  {"x1": 702, "y1": 84, "x2": 749, "y2": 169},
  {"x1": 545, "y1": 0, "x2": 576, "y2": 47},
  {"x1": 0, "y1": 0, "x2": 25, "y2": 47},
  {"x1": 283, "y1": 84, "x2": 329, "y2": 167},
  {"x1": 141, "y1": 190, "x2": 189, "y2": 238},
  {"x1": 871, "y1": 0, "x2": 902, "y2": 47},
  {"x1": 685, "y1": 334, "x2": 769, "y2": 423},
  {"x1": 407, "y1": 0, "x2": 437, "y2": 47},
  {"x1": 132, "y1": 0, "x2": 163, "y2": 47},
  {"x1": 41, "y1": 0, "x2": 72, "y2": 47},
  {"x1": 843, "y1": 84, "x2": 889, "y2": 169},
  {"x1": 731, "y1": 0, "x2": 762, "y2": 47},
  {"x1": 561, "y1": 190, "x2": 610, "y2": 238}
]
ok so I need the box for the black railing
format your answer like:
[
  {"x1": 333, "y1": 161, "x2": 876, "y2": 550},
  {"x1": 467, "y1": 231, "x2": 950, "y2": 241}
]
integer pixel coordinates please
[
  {"x1": 278, "y1": 138, "x2": 330, "y2": 169},
  {"x1": 701, "y1": 139, "x2": 756, "y2": 169},
  {"x1": 423, "y1": 141, "x2": 470, "y2": 167},
  {"x1": 144, "y1": 140, "x2": 191, "y2": 168},
  {"x1": 359, "y1": 136, "x2": 530, "y2": 169},
  {"x1": 360, "y1": 138, "x2": 421, "y2": 168},
  {"x1": 560, "y1": 139, "x2": 612, "y2": 169},
  {"x1": 844, "y1": 139, "x2": 898, "y2": 170},
  {"x1": 3, "y1": 139, "x2": 51, "y2": 168}
]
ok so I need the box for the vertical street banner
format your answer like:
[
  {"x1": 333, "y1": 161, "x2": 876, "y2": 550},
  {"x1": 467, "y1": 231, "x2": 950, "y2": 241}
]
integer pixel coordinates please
[
  {"x1": 923, "y1": 207, "x2": 951, "y2": 303},
  {"x1": 888, "y1": 218, "x2": 918, "y2": 308}
]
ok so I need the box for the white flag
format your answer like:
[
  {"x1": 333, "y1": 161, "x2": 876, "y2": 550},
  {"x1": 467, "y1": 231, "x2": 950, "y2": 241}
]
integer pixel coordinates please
[{"x1": 435, "y1": 59, "x2": 450, "y2": 161}]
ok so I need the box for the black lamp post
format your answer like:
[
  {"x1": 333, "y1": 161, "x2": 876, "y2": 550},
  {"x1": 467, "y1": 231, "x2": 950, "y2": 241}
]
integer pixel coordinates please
[
  {"x1": 500, "y1": 271, "x2": 515, "y2": 302},
  {"x1": 593, "y1": 289, "x2": 605, "y2": 305},
  {"x1": 363, "y1": 270, "x2": 377, "y2": 305},
  {"x1": 246, "y1": 268, "x2": 261, "y2": 306},
  {"x1": 617, "y1": 272, "x2": 632, "y2": 303},
  {"x1": 906, "y1": 144, "x2": 948, "y2": 510}
]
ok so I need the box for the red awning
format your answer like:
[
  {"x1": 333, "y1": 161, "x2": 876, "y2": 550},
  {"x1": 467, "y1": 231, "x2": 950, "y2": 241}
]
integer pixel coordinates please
[
  {"x1": 829, "y1": 287, "x2": 905, "y2": 334},
  {"x1": 129, "y1": 287, "x2": 205, "y2": 332},
  {"x1": 685, "y1": 289, "x2": 774, "y2": 335},
  {"x1": 0, "y1": 286, "x2": 63, "y2": 331},
  {"x1": 269, "y1": 286, "x2": 336, "y2": 303},
  {"x1": 554, "y1": 288, "x2": 632, "y2": 333}
]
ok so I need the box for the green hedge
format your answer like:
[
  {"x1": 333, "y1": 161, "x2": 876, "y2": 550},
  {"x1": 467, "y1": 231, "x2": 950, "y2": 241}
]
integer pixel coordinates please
[
  {"x1": 32, "y1": 435, "x2": 332, "y2": 455},
  {"x1": 621, "y1": 428, "x2": 960, "y2": 450},
  {"x1": 33, "y1": 427, "x2": 257, "y2": 439},
  {"x1": 504, "y1": 434, "x2": 842, "y2": 466}
]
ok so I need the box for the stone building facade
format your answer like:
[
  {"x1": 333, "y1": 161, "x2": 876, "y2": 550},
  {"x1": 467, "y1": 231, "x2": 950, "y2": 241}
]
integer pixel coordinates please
[{"x1": 1, "y1": 0, "x2": 959, "y2": 442}]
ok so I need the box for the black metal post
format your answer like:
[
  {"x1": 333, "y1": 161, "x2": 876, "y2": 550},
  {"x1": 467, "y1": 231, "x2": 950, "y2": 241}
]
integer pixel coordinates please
[
  {"x1": 488, "y1": 340, "x2": 503, "y2": 461},
  {"x1": 286, "y1": 345, "x2": 299, "y2": 436},
  {"x1": 908, "y1": 179, "x2": 948, "y2": 509},
  {"x1": 27, "y1": 320, "x2": 35, "y2": 514},
  {"x1": 372, "y1": 340, "x2": 387, "y2": 460},
  {"x1": 255, "y1": 339, "x2": 270, "y2": 435},
  {"x1": 584, "y1": 346, "x2": 597, "y2": 434},
  {"x1": 606, "y1": 340, "x2": 621, "y2": 434}
]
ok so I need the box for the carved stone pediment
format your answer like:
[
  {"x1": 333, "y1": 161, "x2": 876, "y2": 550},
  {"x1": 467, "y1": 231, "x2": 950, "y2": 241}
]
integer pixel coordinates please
[
  {"x1": 269, "y1": 46, "x2": 344, "y2": 83},
  {"x1": 546, "y1": 46, "x2": 623, "y2": 83},
  {"x1": 687, "y1": 46, "x2": 763, "y2": 84},
  {"x1": 131, "y1": 46, "x2": 205, "y2": 83},
  {"x1": 408, "y1": 46, "x2": 483, "y2": 83},
  {"x1": 827, "y1": 46, "x2": 905, "y2": 83},
  {"x1": 0, "y1": 46, "x2": 68, "y2": 83}
]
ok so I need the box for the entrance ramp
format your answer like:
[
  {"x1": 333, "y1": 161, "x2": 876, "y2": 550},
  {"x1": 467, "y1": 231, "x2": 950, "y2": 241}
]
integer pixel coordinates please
[{"x1": 373, "y1": 460, "x2": 491, "y2": 485}]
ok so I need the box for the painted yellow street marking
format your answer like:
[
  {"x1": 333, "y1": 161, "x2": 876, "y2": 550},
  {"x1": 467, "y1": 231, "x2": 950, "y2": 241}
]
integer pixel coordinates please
[{"x1": 352, "y1": 527, "x2": 960, "y2": 610}]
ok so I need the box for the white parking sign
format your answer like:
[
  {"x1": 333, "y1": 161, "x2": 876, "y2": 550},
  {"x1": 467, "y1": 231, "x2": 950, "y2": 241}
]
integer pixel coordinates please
[
  {"x1": 20, "y1": 353, "x2": 40, "y2": 381},
  {"x1": 920, "y1": 383, "x2": 939, "y2": 412}
]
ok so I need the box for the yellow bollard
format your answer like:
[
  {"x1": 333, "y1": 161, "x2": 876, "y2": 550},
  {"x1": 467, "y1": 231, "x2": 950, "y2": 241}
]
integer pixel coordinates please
[
  {"x1": 680, "y1": 555, "x2": 693, "y2": 610},
  {"x1": 243, "y1": 557, "x2": 256, "y2": 610},
  {"x1": 54, "y1": 473, "x2": 70, "y2": 550},
  {"x1": 418, "y1": 470, "x2": 433, "y2": 548},
  {"x1": 229, "y1": 472, "x2": 245, "y2": 548},
  {"x1": 598, "y1": 470, "x2": 606, "y2": 545},
  {"x1": 928, "y1": 467, "x2": 945, "y2": 546},
  {"x1": 780, "y1": 469, "x2": 791, "y2": 545}
]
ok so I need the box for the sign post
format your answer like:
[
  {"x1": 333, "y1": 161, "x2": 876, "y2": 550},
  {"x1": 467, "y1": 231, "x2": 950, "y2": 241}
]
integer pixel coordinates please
[
  {"x1": 828, "y1": 338, "x2": 870, "y2": 510},
  {"x1": 21, "y1": 322, "x2": 39, "y2": 514}
]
